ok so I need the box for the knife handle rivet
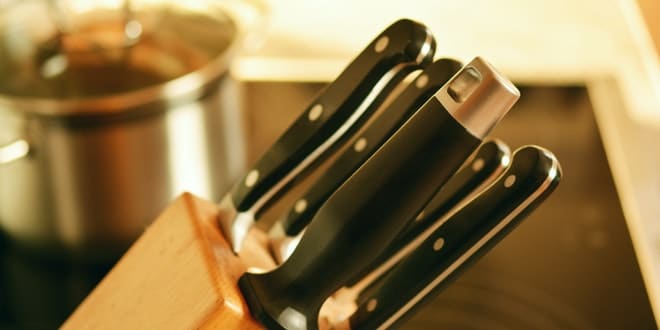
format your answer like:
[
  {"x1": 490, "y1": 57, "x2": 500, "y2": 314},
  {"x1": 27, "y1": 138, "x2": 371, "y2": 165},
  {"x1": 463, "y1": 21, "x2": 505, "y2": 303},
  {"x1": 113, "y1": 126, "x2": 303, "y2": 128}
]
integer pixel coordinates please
[
  {"x1": 433, "y1": 237, "x2": 445, "y2": 251},
  {"x1": 245, "y1": 169, "x2": 259, "y2": 187},
  {"x1": 374, "y1": 36, "x2": 389, "y2": 53},
  {"x1": 415, "y1": 74, "x2": 429, "y2": 88},
  {"x1": 415, "y1": 211, "x2": 425, "y2": 222},
  {"x1": 294, "y1": 199, "x2": 308, "y2": 213},
  {"x1": 308, "y1": 104, "x2": 324, "y2": 121},
  {"x1": 366, "y1": 298, "x2": 378, "y2": 312},
  {"x1": 504, "y1": 174, "x2": 516, "y2": 188},
  {"x1": 472, "y1": 158, "x2": 485, "y2": 172},
  {"x1": 354, "y1": 137, "x2": 368, "y2": 152}
]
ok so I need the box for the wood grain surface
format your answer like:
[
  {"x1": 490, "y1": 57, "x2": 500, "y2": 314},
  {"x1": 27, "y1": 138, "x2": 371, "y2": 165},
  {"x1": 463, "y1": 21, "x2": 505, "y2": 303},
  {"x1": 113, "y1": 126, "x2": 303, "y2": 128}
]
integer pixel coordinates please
[{"x1": 62, "y1": 193, "x2": 274, "y2": 329}]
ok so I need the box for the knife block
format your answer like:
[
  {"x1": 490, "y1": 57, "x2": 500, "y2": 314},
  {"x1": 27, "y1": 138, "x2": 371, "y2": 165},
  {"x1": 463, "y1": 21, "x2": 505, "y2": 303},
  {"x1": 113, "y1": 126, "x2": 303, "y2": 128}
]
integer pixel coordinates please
[{"x1": 62, "y1": 193, "x2": 275, "y2": 330}]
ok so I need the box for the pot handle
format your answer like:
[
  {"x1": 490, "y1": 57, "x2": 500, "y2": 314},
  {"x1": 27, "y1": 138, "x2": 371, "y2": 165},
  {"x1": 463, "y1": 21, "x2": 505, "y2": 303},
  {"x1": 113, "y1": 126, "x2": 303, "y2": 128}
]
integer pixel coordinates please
[{"x1": 0, "y1": 139, "x2": 29, "y2": 164}]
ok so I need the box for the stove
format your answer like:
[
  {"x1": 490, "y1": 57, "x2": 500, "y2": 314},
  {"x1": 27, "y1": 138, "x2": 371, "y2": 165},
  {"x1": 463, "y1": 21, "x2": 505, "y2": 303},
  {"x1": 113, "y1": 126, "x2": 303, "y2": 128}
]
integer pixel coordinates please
[
  {"x1": 402, "y1": 86, "x2": 656, "y2": 329},
  {"x1": 244, "y1": 83, "x2": 656, "y2": 329},
  {"x1": 0, "y1": 83, "x2": 655, "y2": 329}
]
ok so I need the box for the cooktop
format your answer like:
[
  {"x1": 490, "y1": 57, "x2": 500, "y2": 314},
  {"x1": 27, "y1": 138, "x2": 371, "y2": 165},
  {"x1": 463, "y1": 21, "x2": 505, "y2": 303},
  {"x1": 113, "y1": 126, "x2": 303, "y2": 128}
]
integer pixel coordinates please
[
  {"x1": 399, "y1": 86, "x2": 656, "y2": 329},
  {"x1": 0, "y1": 83, "x2": 655, "y2": 329},
  {"x1": 244, "y1": 83, "x2": 656, "y2": 329}
]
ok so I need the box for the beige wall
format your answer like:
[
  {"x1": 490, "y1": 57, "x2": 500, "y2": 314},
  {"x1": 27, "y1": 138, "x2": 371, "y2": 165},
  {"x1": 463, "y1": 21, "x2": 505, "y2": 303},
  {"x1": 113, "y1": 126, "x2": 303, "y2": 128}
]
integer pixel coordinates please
[{"x1": 638, "y1": 0, "x2": 660, "y2": 53}]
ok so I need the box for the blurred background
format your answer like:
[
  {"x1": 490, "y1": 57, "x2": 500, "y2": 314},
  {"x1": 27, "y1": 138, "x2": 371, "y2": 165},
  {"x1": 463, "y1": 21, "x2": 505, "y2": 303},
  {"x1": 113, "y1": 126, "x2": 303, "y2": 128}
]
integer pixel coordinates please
[{"x1": 0, "y1": 0, "x2": 659, "y2": 328}]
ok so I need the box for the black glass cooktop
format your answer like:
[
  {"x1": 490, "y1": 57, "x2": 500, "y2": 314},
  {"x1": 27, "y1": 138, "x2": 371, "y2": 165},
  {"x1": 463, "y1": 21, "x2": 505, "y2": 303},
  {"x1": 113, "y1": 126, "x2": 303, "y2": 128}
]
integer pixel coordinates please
[
  {"x1": 401, "y1": 86, "x2": 656, "y2": 329},
  {"x1": 0, "y1": 83, "x2": 656, "y2": 329},
  {"x1": 244, "y1": 83, "x2": 656, "y2": 329}
]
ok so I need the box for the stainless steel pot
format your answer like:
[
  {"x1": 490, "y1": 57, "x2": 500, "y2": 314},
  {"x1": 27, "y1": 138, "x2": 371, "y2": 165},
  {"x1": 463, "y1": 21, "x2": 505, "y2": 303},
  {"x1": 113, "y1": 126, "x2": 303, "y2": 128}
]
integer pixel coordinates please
[{"x1": 0, "y1": 0, "x2": 265, "y2": 261}]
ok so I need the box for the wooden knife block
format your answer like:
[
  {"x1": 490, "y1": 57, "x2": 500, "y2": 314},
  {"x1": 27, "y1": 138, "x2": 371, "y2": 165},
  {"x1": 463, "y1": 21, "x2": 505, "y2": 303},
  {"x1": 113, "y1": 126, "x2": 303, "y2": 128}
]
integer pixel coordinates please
[{"x1": 62, "y1": 193, "x2": 275, "y2": 330}]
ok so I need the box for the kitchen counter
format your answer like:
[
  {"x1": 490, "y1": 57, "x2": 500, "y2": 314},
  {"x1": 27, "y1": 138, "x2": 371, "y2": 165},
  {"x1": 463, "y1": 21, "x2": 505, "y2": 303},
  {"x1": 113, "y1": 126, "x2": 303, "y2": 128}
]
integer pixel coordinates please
[
  {"x1": 233, "y1": 0, "x2": 660, "y2": 326},
  {"x1": 2, "y1": 1, "x2": 657, "y2": 328}
]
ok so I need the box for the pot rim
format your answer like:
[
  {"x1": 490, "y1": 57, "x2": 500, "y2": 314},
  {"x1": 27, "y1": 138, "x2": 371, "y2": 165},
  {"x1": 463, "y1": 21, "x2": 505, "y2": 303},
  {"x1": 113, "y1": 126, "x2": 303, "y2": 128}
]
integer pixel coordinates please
[
  {"x1": 0, "y1": 3, "x2": 242, "y2": 117},
  {"x1": 0, "y1": 46, "x2": 238, "y2": 117}
]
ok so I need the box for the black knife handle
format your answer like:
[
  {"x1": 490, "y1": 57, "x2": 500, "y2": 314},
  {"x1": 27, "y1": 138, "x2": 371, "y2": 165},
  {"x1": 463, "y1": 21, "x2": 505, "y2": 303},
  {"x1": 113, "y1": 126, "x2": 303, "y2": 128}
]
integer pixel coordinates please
[
  {"x1": 348, "y1": 146, "x2": 561, "y2": 330},
  {"x1": 280, "y1": 58, "x2": 463, "y2": 236},
  {"x1": 239, "y1": 96, "x2": 481, "y2": 330},
  {"x1": 395, "y1": 139, "x2": 510, "y2": 249},
  {"x1": 344, "y1": 139, "x2": 509, "y2": 288},
  {"x1": 230, "y1": 19, "x2": 435, "y2": 213}
]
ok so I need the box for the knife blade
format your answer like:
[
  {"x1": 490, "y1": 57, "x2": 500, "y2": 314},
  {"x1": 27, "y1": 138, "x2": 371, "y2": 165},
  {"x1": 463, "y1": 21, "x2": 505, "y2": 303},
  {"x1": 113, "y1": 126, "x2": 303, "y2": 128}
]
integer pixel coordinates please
[
  {"x1": 238, "y1": 57, "x2": 520, "y2": 330},
  {"x1": 269, "y1": 58, "x2": 464, "y2": 263},
  {"x1": 219, "y1": 18, "x2": 436, "y2": 252},
  {"x1": 346, "y1": 145, "x2": 561, "y2": 330}
]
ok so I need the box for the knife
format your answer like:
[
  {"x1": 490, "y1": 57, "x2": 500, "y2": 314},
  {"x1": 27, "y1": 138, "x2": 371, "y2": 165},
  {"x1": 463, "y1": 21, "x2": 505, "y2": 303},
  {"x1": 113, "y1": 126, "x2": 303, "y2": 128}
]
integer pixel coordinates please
[
  {"x1": 238, "y1": 57, "x2": 520, "y2": 330},
  {"x1": 337, "y1": 138, "x2": 511, "y2": 289},
  {"x1": 346, "y1": 145, "x2": 561, "y2": 330},
  {"x1": 269, "y1": 58, "x2": 464, "y2": 263},
  {"x1": 275, "y1": 58, "x2": 463, "y2": 237},
  {"x1": 218, "y1": 18, "x2": 436, "y2": 253},
  {"x1": 394, "y1": 138, "x2": 510, "y2": 252},
  {"x1": 271, "y1": 139, "x2": 509, "y2": 265}
]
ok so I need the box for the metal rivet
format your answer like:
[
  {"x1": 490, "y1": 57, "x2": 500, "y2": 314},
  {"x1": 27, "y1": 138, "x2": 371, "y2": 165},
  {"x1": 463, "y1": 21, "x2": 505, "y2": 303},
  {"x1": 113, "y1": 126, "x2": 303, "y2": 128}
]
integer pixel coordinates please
[
  {"x1": 245, "y1": 170, "x2": 259, "y2": 187},
  {"x1": 354, "y1": 137, "x2": 367, "y2": 152},
  {"x1": 366, "y1": 299, "x2": 378, "y2": 312},
  {"x1": 433, "y1": 237, "x2": 445, "y2": 251},
  {"x1": 504, "y1": 175, "x2": 516, "y2": 188},
  {"x1": 472, "y1": 158, "x2": 485, "y2": 172},
  {"x1": 246, "y1": 267, "x2": 267, "y2": 274},
  {"x1": 415, "y1": 74, "x2": 429, "y2": 88},
  {"x1": 41, "y1": 54, "x2": 68, "y2": 78},
  {"x1": 294, "y1": 199, "x2": 307, "y2": 214},
  {"x1": 308, "y1": 104, "x2": 323, "y2": 121},
  {"x1": 415, "y1": 211, "x2": 425, "y2": 222},
  {"x1": 374, "y1": 36, "x2": 389, "y2": 53},
  {"x1": 124, "y1": 20, "x2": 143, "y2": 40}
]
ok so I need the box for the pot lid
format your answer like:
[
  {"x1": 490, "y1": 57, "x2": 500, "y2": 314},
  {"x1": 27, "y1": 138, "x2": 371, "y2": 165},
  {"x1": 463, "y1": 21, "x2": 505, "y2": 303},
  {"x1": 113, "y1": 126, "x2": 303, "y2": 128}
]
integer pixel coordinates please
[{"x1": 0, "y1": 0, "x2": 261, "y2": 116}]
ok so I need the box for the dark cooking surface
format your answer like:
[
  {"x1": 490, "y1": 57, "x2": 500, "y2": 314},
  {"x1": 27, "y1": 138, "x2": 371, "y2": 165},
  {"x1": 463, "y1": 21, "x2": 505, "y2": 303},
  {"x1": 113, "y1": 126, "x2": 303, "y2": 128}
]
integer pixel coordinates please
[
  {"x1": 402, "y1": 86, "x2": 656, "y2": 329},
  {"x1": 245, "y1": 83, "x2": 656, "y2": 329},
  {"x1": 0, "y1": 83, "x2": 656, "y2": 329}
]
